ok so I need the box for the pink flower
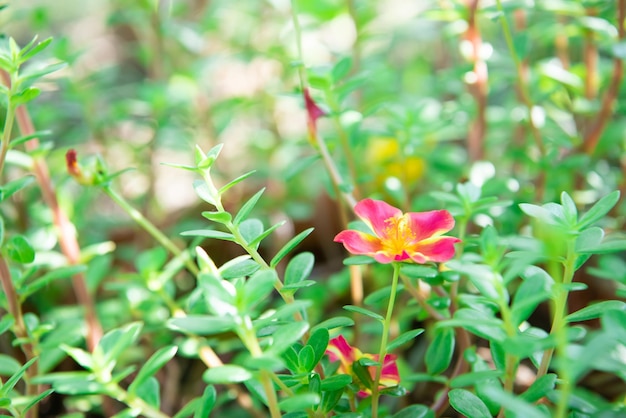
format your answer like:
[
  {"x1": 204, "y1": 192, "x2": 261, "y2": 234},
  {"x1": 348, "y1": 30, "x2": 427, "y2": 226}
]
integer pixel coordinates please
[
  {"x1": 303, "y1": 87, "x2": 326, "y2": 140},
  {"x1": 334, "y1": 199, "x2": 460, "y2": 264},
  {"x1": 326, "y1": 335, "x2": 399, "y2": 397}
]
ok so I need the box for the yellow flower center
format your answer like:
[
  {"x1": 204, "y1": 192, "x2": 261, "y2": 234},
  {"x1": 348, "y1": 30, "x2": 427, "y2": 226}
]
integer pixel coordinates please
[{"x1": 382, "y1": 215, "x2": 416, "y2": 256}]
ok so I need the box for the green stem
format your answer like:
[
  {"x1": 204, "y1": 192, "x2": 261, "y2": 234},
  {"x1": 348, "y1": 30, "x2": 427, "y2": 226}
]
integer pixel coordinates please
[
  {"x1": 497, "y1": 298, "x2": 519, "y2": 418},
  {"x1": 239, "y1": 319, "x2": 282, "y2": 418},
  {"x1": 105, "y1": 382, "x2": 171, "y2": 418},
  {"x1": 371, "y1": 263, "x2": 400, "y2": 418},
  {"x1": 553, "y1": 241, "x2": 577, "y2": 418},
  {"x1": 0, "y1": 256, "x2": 40, "y2": 418},
  {"x1": 537, "y1": 241, "x2": 576, "y2": 379},
  {"x1": 495, "y1": 0, "x2": 544, "y2": 156},
  {"x1": 102, "y1": 185, "x2": 199, "y2": 276},
  {"x1": 0, "y1": 102, "x2": 15, "y2": 178}
]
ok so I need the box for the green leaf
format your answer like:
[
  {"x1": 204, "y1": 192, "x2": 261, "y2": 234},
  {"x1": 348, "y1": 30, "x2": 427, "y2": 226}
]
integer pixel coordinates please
[
  {"x1": 249, "y1": 221, "x2": 286, "y2": 248},
  {"x1": 561, "y1": 192, "x2": 578, "y2": 226},
  {"x1": 278, "y1": 393, "x2": 320, "y2": 413},
  {"x1": 258, "y1": 299, "x2": 312, "y2": 324},
  {"x1": 31, "y1": 371, "x2": 104, "y2": 395},
  {"x1": 241, "y1": 270, "x2": 277, "y2": 309},
  {"x1": 332, "y1": 56, "x2": 352, "y2": 81},
  {"x1": 181, "y1": 229, "x2": 236, "y2": 242},
  {"x1": 221, "y1": 258, "x2": 260, "y2": 279},
  {"x1": 19, "y1": 265, "x2": 87, "y2": 300},
  {"x1": 0, "y1": 357, "x2": 37, "y2": 398},
  {"x1": 61, "y1": 345, "x2": 93, "y2": 370},
  {"x1": 134, "y1": 376, "x2": 160, "y2": 408},
  {"x1": 12, "y1": 87, "x2": 41, "y2": 106},
  {"x1": 511, "y1": 266, "x2": 553, "y2": 326},
  {"x1": 281, "y1": 347, "x2": 300, "y2": 373},
  {"x1": 270, "y1": 228, "x2": 314, "y2": 267},
  {"x1": 203, "y1": 365, "x2": 252, "y2": 383},
  {"x1": 22, "y1": 388, "x2": 54, "y2": 414},
  {"x1": 519, "y1": 203, "x2": 560, "y2": 226},
  {"x1": 343, "y1": 305, "x2": 384, "y2": 321},
  {"x1": 0, "y1": 316, "x2": 14, "y2": 336},
  {"x1": 234, "y1": 188, "x2": 265, "y2": 225},
  {"x1": 198, "y1": 143, "x2": 223, "y2": 168},
  {"x1": 19, "y1": 36, "x2": 53, "y2": 62},
  {"x1": 425, "y1": 328, "x2": 455, "y2": 375},
  {"x1": 6, "y1": 235, "x2": 35, "y2": 263},
  {"x1": 320, "y1": 388, "x2": 343, "y2": 413},
  {"x1": 400, "y1": 264, "x2": 438, "y2": 279},
  {"x1": 10, "y1": 131, "x2": 51, "y2": 150},
  {"x1": 0, "y1": 175, "x2": 35, "y2": 201},
  {"x1": 285, "y1": 252, "x2": 315, "y2": 285},
  {"x1": 448, "y1": 388, "x2": 491, "y2": 418},
  {"x1": 519, "y1": 373, "x2": 557, "y2": 402},
  {"x1": 128, "y1": 346, "x2": 177, "y2": 395},
  {"x1": 566, "y1": 301, "x2": 626, "y2": 323},
  {"x1": 577, "y1": 191, "x2": 620, "y2": 229},
  {"x1": 320, "y1": 374, "x2": 352, "y2": 391},
  {"x1": 201, "y1": 211, "x2": 232, "y2": 224},
  {"x1": 298, "y1": 345, "x2": 316, "y2": 373},
  {"x1": 392, "y1": 405, "x2": 435, "y2": 418},
  {"x1": 97, "y1": 322, "x2": 143, "y2": 368},
  {"x1": 352, "y1": 358, "x2": 374, "y2": 390},
  {"x1": 311, "y1": 316, "x2": 354, "y2": 333},
  {"x1": 439, "y1": 309, "x2": 507, "y2": 342},
  {"x1": 193, "y1": 180, "x2": 218, "y2": 206},
  {"x1": 193, "y1": 385, "x2": 217, "y2": 418},
  {"x1": 450, "y1": 370, "x2": 503, "y2": 388},
  {"x1": 305, "y1": 327, "x2": 329, "y2": 370},
  {"x1": 446, "y1": 261, "x2": 499, "y2": 300},
  {"x1": 268, "y1": 322, "x2": 309, "y2": 355},
  {"x1": 0, "y1": 354, "x2": 21, "y2": 378},
  {"x1": 342, "y1": 255, "x2": 375, "y2": 265},
  {"x1": 481, "y1": 386, "x2": 548, "y2": 418},
  {"x1": 219, "y1": 170, "x2": 256, "y2": 196},
  {"x1": 168, "y1": 315, "x2": 235, "y2": 336},
  {"x1": 364, "y1": 284, "x2": 405, "y2": 306},
  {"x1": 576, "y1": 237, "x2": 626, "y2": 254},
  {"x1": 387, "y1": 329, "x2": 425, "y2": 351},
  {"x1": 239, "y1": 218, "x2": 264, "y2": 245},
  {"x1": 575, "y1": 227, "x2": 604, "y2": 253}
]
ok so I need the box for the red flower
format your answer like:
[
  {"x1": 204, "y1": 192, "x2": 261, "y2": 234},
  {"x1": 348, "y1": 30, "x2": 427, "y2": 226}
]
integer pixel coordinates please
[
  {"x1": 334, "y1": 199, "x2": 460, "y2": 264},
  {"x1": 326, "y1": 335, "x2": 400, "y2": 397},
  {"x1": 65, "y1": 149, "x2": 81, "y2": 178},
  {"x1": 303, "y1": 87, "x2": 326, "y2": 140}
]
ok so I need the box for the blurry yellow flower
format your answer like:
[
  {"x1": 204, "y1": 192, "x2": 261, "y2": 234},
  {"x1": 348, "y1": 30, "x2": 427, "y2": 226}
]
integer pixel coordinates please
[{"x1": 366, "y1": 137, "x2": 425, "y2": 186}]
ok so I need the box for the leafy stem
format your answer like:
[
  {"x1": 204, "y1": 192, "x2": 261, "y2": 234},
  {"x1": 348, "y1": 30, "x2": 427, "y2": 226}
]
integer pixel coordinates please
[
  {"x1": 371, "y1": 262, "x2": 400, "y2": 418},
  {"x1": 0, "y1": 95, "x2": 15, "y2": 178}
]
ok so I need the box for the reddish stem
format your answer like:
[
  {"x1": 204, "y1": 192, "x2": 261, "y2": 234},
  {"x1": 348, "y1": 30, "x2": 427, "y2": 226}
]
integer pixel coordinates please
[
  {"x1": 1, "y1": 70, "x2": 102, "y2": 351},
  {"x1": 464, "y1": 0, "x2": 488, "y2": 162},
  {"x1": 582, "y1": 0, "x2": 625, "y2": 155}
]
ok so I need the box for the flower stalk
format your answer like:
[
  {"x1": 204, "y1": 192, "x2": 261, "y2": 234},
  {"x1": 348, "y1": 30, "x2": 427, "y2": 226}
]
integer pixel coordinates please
[{"x1": 371, "y1": 262, "x2": 400, "y2": 418}]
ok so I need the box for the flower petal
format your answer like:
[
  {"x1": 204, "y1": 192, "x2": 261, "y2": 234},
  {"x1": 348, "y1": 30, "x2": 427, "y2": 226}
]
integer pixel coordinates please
[
  {"x1": 354, "y1": 199, "x2": 402, "y2": 239},
  {"x1": 326, "y1": 335, "x2": 357, "y2": 374},
  {"x1": 407, "y1": 210, "x2": 456, "y2": 242},
  {"x1": 408, "y1": 236, "x2": 460, "y2": 263},
  {"x1": 334, "y1": 230, "x2": 382, "y2": 256},
  {"x1": 379, "y1": 354, "x2": 400, "y2": 386}
]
